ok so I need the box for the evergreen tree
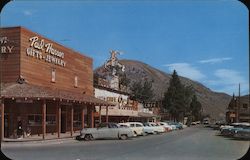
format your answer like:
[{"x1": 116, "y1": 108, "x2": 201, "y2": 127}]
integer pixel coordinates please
[
  {"x1": 119, "y1": 73, "x2": 130, "y2": 87},
  {"x1": 162, "y1": 70, "x2": 186, "y2": 121},
  {"x1": 130, "y1": 78, "x2": 154, "y2": 103},
  {"x1": 141, "y1": 79, "x2": 154, "y2": 103},
  {"x1": 130, "y1": 81, "x2": 143, "y2": 100},
  {"x1": 190, "y1": 94, "x2": 202, "y2": 121}
]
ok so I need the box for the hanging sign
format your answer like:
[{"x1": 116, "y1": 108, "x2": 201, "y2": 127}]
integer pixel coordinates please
[{"x1": 26, "y1": 36, "x2": 66, "y2": 67}]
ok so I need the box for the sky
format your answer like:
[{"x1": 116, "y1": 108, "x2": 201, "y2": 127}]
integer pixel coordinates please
[{"x1": 1, "y1": 0, "x2": 249, "y2": 95}]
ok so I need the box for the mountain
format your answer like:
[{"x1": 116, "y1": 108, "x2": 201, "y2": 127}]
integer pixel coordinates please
[{"x1": 95, "y1": 59, "x2": 232, "y2": 120}]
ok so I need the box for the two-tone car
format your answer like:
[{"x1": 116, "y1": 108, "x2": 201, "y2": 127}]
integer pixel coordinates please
[
  {"x1": 233, "y1": 128, "x2": 250, "y2": 140},
  {"x1": 76, "y1": 123, "x2": 133, "y2": 140}
]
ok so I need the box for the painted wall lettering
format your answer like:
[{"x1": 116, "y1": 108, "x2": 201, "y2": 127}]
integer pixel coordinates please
[
  {"x1": 26, "y1": 36, "x2": 66, "y2": 67},
  {"x1": 0, "y1": 36, "x2": 15, "y2": 54}
]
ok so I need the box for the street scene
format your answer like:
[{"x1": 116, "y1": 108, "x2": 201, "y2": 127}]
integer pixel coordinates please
[
  {"x1": 2, "y1": 125, "x2": 249, "y2": 160},
  {"x1": 0, "y1": 1, "x2": 249, "y2": 160}
]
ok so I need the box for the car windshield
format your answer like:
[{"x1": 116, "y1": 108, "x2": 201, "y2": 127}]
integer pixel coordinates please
[{"x1": 109, "y1": 123, "x2": 118, "y2": 128}]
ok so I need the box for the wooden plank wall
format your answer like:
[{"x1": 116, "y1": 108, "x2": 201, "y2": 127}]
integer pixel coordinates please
[
  {"x1": 0, "y1": 27, "x2": 21, "y2": 82},
  {"x1": 18, "y1": 27, "x2": 94, "y2": 96}
]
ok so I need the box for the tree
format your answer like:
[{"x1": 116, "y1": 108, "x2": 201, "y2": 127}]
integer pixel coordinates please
[
  {"x1": 162, "y1": 70, "x2": 194, "y2": 122},
  {"x1": 189, "y1": 95, "x2": 202, "y2": 121},
  {"x1": 162, "y1": 70, "x2": 185, "y2": 121},
  {"x1": 119, "y1": 73, "x2": 130, "y2": 87},
  {"x1": 130, "y1": 78, "x2": 154, "y2": 103}
]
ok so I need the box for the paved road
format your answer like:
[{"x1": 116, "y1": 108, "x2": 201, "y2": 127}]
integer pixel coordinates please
[{"x1": 1, "y1": 126, "x2": 249, "y2": 160}]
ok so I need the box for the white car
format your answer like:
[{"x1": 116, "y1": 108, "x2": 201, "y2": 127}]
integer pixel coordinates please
[
  {"x1": 77, "y1": 123, "x2": 133, "y2": 140},
  {"x1": 146, "y1": 122, "x2": 165, "y2": 134},
  {"x1": 158, "y1": 122, "x2": 173, "y2": 132},
  {"x1": 142, "y1": 123, "x2": 155, "y2": 135},
  {"x1": 122, "y1": 122, "x2": 145, "y2": 136},
  {"x1": 162, "y1": 121, "x2": 177, "y2": 130}
]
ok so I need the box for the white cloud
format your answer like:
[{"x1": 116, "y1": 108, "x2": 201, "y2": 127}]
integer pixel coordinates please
[
  {"x1": 23, "y1": 10, "x2": 32, "y2": 16},
  {"x1": 207, "y1": 69, "x2": 249, "y2": 95},
  {"x1": 199, "y1": 57, "x2": 232, "y2": 64},
  {"x1": 163, "y1": 63, "x2": 206, "y2": 81}
]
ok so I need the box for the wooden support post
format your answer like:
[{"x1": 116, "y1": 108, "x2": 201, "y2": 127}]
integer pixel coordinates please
[
  {"x1": 91, "y1": 109, "x2": 94, "y2": 128},
  {"x1": 81, "y1": 107, "x2": 85, "y2": 129},
  {"x1": 1, "y1": 99, "x2": 4, "y2": 141},
  {"x1": 71, "y1": 106, "x2": 74, "y2": 137},
  {"x1": 42, "y1": 100, "x2": 46, "y2": 140},
  {"x1": 106, "y1": 106, "x2": 109, "y2": 123},
  {"x1": 57, "y1": 105, "x2": 61, "y2": 138},
  {"x1": 99, "y1": 106, "x2": 102, "y2": 124}
]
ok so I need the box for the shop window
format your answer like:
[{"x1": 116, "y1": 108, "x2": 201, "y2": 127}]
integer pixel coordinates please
[
  {"x1": 46, "y1": 115, "x2": 56, "y2": 125},
  {"x1": 242, "y1": 103, "x2": 248, "y2": 109},
  {"x1": 74, "y1": 76, "x2": 78, "y2": 88},
  {"x1": 27, "y1": 114, "x2": 56, "y2": 126},
  {"x1": 51, "y1": 68, "x2": 56, "y2": 83},
  {"x1": 73, "y1": 112, "x2": 81, "y2": 127},
  {"x1": 28, "y1": 114, "x2": 42, "y2": 126}
]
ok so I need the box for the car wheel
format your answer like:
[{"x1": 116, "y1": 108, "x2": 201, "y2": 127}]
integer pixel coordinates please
[
  {"x1": 120, "y1": 134, "x2": 128, "y2": 140},
  {"x1": 134, "y1": 131, "x2": 138, "y2": 136},
  {"x1": 84, "y1": 134, "x2": 93, "y2": 141},
  {"x1": 75, "y1": 135, "x2": 83, "y2": 141},
  {"x1": 142, "y1": 132, "x2": 147, "y2": 136}
]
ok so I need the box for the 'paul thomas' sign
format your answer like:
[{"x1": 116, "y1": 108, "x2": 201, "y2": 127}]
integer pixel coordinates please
[{"x1": 26, "y1": 36, "x2": 66, "y2": 67}]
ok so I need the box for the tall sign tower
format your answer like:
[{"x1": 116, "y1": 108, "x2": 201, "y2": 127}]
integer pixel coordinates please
[{"x1": 104, "y1": 50, "x2": 125, "y2": 90}]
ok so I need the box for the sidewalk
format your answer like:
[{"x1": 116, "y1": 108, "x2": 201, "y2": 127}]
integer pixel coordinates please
[{"x1": 1, "y1": 131, "x2": 80, "y2": 147}]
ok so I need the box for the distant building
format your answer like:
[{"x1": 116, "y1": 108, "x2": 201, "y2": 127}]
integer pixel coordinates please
[
  {"x1": 94, "y1": 52, "x2": 158, "y2": 123},
  {"x1": 226, "y1": 95, "x2": 250, "y2": 123}
]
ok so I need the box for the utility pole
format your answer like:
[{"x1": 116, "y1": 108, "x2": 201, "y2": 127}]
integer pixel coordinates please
[{"x1": 236, "y1": 84, "x2": 241, "y2": 122}]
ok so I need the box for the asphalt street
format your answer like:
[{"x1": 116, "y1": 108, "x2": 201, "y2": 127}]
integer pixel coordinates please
[{"x1": 1, "y1": 126, "x2": 249, "y2": 160}]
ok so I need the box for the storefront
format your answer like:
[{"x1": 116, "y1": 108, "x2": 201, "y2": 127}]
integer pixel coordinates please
[{"x1": 0, "y1": 26, "x2": 111, "y2": 141}]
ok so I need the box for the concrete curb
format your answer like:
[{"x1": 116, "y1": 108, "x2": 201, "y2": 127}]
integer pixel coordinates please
[{"x1": 1, "y1": 137, "x2": 77, "y2": 148}]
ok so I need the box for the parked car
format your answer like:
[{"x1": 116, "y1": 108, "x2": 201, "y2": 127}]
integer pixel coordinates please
[
  {"x1": 163, "y1": 121, "x2": 177, "y2": 130},
  {"x1": 142, "y1": 123, "x2": 155, "y2": 135},
  {"x1": 233, "y1": 128, "x2": 250, "y2": 140},
  {"x1": 76, "y1": 123, "x2": 133, "y2": 140},
  {"x1": 124, "y1": 122, "x2": 145, "y2": 136},
  {"x1": 220, "y1": 123, "x2": 250, "y2": 137},
  {"x1": 145, "y1": 122, "x2": 165, "y2": 134},
  {"x1": 158, "y1": 122, "x2": 173, "y2": 132},
  {"x1": 211, "y1": 121, "x2": 227, "y2": 130},
  {"x1": 168, "y1": 122, "x2": 183, "y2": 130}
]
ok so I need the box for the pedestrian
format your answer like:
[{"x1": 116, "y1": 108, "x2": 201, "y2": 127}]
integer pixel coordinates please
[{"x1": 17, "y1": 120, "x2": 23, "y2": 138}]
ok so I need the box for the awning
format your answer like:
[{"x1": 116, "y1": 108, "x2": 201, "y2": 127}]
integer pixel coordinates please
[{"x1": 0, "y1": 83, "x2": 113, "y2": 106}]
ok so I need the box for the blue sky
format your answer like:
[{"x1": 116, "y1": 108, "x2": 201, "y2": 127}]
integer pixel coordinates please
[{"x1": 1, "y1": 0, "x2": 249, "y2": 95}]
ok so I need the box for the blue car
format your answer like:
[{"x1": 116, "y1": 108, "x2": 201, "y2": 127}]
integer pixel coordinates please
[{"x1": 234, "y1": 128, "x2": 250, "y2": 140}]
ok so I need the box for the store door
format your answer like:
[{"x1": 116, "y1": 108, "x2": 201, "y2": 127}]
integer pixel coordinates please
[
  {"x1": 4, "y1": 114, "x2": 9, "y2": 137},
  {"x1": 61, "y1": 113, "x2": 66, "y2": 133}
]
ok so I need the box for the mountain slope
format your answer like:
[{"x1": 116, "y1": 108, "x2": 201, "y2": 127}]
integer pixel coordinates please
[{"x1": 95, "y1": 59, "x2": 231, "y2": 120}]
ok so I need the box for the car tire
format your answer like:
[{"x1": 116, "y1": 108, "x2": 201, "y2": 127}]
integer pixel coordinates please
[
  {"x1": 142, "y1": 132, "x2": 147, "y2": 136},
  {"x1": 75, "y1": 135, "x2": 83, "y2": 141},
  {"x1": 120, "y1": 134, "x2": 128, "y2": 140},
  {"x1": 84, "y1": 134, "x2": 93, "y2": 141},
  {"x1": 134, "y1": 131, "x2": 138, "y2": 136}
]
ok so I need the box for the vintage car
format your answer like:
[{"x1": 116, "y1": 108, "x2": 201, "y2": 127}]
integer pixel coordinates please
[
  {"x1": 76, "y1": 123, "x2": 133, "y2": 140},
  {"x1": 142, "y1": 122, "x2": 156, "y2": 135},
  {"x1": 234, "y1": 128, "x2": 250, "y2": 140},
  {"x1": 220, "y1": 123, "x2": 250, "y2": 137},
  {"x1": 124, "y1": 122, "x2": 145, "y2": 136},
  {"x1": 158, "y1": 122, "x2": 173, "y2": 132},
  {"x1": 145, "y1": 122, "x2": 165, "y2": 134}
]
